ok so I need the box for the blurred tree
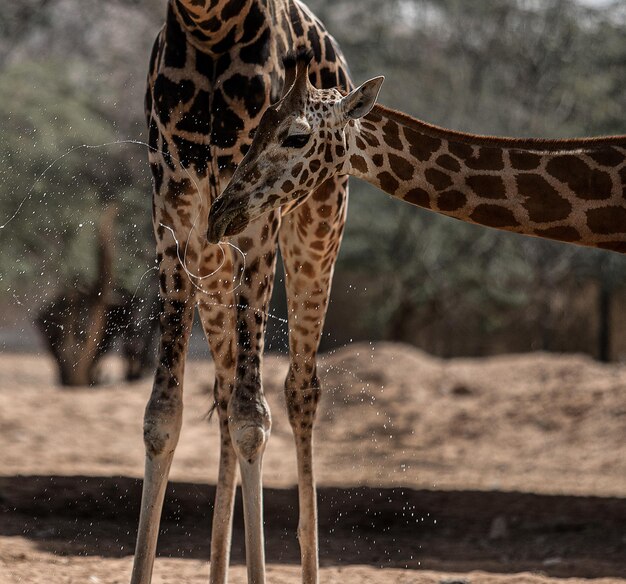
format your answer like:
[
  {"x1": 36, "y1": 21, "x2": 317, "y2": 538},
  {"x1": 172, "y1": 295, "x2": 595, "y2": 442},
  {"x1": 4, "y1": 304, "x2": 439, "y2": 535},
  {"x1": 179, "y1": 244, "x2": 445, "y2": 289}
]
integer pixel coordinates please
[
  {"x1": 312, "y1": 0, "x2": 626, "y2": 357},
  {"x1": 0, "y1": 60, "x2": 158, "y2": 374},
  {"x1": 1, "y1": 0, "x2": 626, "y2": 359},
  {"x1": 36, "y1": 206, "x2": 159, "y2": 385},
  {"x1": 0, "y1": 61, "x2": 154, "y2": 297}
]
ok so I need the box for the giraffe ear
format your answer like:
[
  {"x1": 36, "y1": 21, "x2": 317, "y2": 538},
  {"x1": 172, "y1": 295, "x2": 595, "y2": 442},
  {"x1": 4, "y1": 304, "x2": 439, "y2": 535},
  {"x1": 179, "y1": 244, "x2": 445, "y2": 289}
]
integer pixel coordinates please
[{"x1": 340, "y1": 76, "x2": 384, "y2": 120}]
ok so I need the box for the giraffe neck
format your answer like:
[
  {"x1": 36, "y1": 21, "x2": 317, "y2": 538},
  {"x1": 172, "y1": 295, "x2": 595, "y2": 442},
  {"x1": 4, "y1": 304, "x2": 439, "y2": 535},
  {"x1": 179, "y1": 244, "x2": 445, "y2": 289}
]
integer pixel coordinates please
[
  {"x1": 345, "y1": 104, "x2": 626, "y2": 252},
  {"x1": 172, "y1": 0, "x2": 277, "y2": 52}
]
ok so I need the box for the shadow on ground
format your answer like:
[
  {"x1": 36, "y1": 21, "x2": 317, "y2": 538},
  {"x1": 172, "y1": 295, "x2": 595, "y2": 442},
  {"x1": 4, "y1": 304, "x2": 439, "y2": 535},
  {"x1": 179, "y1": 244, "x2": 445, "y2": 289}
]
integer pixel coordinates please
[{"x1": 1, "y1": 475, "x2": 625, "y2": 578}]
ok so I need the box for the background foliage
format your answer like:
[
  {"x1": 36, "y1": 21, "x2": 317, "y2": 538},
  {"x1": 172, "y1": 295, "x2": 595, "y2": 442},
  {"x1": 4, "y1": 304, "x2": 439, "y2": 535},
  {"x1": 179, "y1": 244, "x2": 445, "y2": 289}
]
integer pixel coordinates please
[{"x1": 0, "y1": 0, "x2": 625, "y2": 358}]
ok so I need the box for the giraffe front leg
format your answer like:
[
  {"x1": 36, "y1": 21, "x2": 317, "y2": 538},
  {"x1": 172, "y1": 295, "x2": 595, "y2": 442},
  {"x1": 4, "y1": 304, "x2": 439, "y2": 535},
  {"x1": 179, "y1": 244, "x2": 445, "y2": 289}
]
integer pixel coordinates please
[
  {"x1": 228, "y1": 214, "x2": 280, "y2": 584},
  {"x1": 130, "y1": 261, "x2": 195, "y2": 584},
  {"x1": 279, "y1": 177, "x2": 349, "y2": 584},
  {"x1": 197, "y1": 251, "x2": 239, "y2": 584}
]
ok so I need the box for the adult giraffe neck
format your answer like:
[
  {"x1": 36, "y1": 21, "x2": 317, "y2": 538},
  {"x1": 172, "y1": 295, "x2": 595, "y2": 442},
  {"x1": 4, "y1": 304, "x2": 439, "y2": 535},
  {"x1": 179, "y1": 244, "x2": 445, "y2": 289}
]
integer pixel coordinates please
[{"x1": 346, "y1": 104, "x2": 626, "y2": 252}]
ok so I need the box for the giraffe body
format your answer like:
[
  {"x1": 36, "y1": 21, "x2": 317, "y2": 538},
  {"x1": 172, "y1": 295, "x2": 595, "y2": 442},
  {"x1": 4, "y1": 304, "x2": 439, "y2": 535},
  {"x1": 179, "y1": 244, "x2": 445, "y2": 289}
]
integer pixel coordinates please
[
  {"x1": 134, "y1": 3, "x2": 351, "y2": 584},
  {"x1": 210, "y1": 56, "x2": 626, "y2": 252}
]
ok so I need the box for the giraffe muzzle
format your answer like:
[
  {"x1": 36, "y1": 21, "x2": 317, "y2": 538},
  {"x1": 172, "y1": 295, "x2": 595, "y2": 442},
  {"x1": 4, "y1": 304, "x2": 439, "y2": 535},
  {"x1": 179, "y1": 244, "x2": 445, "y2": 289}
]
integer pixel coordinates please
[{"x1": 207, "y1": 197, "x2": 251, "y2": 244}]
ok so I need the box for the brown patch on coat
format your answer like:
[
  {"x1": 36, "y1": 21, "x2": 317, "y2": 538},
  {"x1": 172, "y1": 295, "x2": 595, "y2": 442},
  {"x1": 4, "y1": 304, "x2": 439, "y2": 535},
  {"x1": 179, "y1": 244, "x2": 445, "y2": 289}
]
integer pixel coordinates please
[
  {"x1": 436, "y1": 154, "x2": 461, "y2": 172},
  {"x1": 509, "y1": 150, "x2": 542, "y2": 171},
  {"x1": 388, "y1": 153, "x2": 414, "y2": 180},
  {"x1": 382, "y1": 120, "x2": 403, "y2": 150},
  {"x1": 404, "y1": 127, "x2": 441, "y2": 162},
  {"x1": 378, "y1": 171, "x2": 400, "y2": 193},
  {"x1": 546, "y1": 156, "x2": 613, "y2": 200},
  {"x1": 425, "y1": 168, "x2": 453, "y2": 191},
  {"x1": 466, "y1": 175, "x2": 506, "y2": 199},
  {"x1": 438, "y1": 190, "x2": 467, "y2": 212},
  {"x1": 517, "y1": 174, "x2": 571, "y2": 222},
  {"x1": 470, "y1": 204, "x2": 518, "y2": 228},
  {"x1": 587, "y1": 148, "x2": 624, "y2": 167},
  {"x1": 403, "y1": 188, "x2": 430, "y2": 208},
  {"x1": 350, "y1": 154, "x2": 368, "y2": 174},
  {"x1": 534, "y1": 226, "x2": 581, "y2": 242},
  {"x1": 587, "y1": 206, "x2": 626, "y2": 235}
]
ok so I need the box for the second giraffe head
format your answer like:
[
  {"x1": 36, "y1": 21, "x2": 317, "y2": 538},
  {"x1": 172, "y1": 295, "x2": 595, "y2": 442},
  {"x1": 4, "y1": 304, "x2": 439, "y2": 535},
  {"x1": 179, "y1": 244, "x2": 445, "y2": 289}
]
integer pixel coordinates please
[{"x1": 207, "y1": 51, "x2": 383, "y2": 243}]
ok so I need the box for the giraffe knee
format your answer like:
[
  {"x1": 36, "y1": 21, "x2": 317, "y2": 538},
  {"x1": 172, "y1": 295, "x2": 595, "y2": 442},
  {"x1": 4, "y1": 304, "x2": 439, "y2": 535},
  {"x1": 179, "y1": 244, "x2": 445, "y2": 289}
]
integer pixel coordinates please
[
  {"x1": 143, "y1": 390, "x2": 183, "y2": 458},
  {"x1": 228, "y1": 390, "x2": 271, "y2": 463}
]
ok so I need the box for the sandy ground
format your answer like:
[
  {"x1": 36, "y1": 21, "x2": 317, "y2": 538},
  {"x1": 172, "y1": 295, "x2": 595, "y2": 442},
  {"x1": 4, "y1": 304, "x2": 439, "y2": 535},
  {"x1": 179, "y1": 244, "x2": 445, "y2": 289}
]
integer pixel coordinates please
[{"x1": 1, "y1": 342, "x2": 625, "y2": 583}]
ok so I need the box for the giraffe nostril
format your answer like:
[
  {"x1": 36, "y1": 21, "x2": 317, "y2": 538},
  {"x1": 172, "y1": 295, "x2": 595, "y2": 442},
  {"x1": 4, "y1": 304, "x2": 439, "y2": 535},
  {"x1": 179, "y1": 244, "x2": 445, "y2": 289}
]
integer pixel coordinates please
[{"x1": 207, "y1": 195, "x2": 250, "y2": 244}]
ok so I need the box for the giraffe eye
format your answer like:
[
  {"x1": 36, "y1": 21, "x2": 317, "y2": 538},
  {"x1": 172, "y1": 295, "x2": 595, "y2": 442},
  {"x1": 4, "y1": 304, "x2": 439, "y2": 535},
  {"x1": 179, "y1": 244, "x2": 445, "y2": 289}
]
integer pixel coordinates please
[{"x1": 281, "y1": 134, "x2": 310, "y2": 148}]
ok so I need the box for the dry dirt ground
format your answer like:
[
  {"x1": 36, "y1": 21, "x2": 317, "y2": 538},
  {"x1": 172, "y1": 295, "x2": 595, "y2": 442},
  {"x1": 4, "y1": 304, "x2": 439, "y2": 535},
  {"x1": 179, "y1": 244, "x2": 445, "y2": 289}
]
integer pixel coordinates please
[{"x1": 1, "y1": 342, "x2": 625, "y2": 584}]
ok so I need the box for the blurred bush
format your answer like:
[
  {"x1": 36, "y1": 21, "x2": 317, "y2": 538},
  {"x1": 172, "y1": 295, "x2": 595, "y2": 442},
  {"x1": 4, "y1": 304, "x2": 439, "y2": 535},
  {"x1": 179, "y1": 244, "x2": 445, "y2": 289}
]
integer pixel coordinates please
[{"x1": 0, "y1": 0, "x2": 625, "y2": 359}]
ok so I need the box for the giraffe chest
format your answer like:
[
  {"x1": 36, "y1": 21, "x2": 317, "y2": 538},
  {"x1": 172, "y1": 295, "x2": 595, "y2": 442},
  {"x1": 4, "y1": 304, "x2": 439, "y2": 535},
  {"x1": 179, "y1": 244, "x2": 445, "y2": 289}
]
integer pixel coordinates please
[
  {"x1": 147, "y1": 1, "x2": 350, "y2": 202},
  {"x1": 152, "y1": 54, "x2": 281, "y2": 180},
  {"x1": 147, "y1": 6, "x2": 286, "y2": 186}
]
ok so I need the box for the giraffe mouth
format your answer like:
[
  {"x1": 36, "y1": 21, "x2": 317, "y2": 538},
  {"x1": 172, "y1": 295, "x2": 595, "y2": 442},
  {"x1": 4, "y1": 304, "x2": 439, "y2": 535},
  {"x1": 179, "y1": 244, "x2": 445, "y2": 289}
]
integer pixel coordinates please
[{"x1": 207, "y1": 203, "x2": 250, "y2": 244}]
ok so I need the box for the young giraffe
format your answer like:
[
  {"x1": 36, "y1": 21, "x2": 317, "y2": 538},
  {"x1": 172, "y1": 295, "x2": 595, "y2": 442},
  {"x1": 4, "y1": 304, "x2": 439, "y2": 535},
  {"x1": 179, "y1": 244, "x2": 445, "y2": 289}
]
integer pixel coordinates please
[
  {"x1": 209, "y1": 54, "x2": 626, "y2": 253},
  {"x1": 136, "y1": 3, "x2": 351, "y2": 584}
]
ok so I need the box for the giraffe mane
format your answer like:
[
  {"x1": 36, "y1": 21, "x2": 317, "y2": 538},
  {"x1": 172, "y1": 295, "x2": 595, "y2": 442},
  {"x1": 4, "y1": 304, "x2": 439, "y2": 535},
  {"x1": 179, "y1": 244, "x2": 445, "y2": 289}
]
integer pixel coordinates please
[{"x1": 370, "y1": 104, "x2": 626, "y2": 151}]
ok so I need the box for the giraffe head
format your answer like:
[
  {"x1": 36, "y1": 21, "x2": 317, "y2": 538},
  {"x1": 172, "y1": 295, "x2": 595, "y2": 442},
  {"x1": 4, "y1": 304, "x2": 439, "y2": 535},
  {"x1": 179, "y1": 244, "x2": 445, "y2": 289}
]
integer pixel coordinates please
[{"x1": 207, "y1": 52, "x2": 384, "y2": 243}]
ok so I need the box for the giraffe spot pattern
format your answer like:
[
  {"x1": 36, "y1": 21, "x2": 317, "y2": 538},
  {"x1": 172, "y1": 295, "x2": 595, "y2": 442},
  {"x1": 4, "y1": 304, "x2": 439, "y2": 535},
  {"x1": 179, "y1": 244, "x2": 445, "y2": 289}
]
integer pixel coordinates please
[
  {"x1": 210, "y1": 89, "x2": 244, "y2": 147},
  {"x1": 447, "y1": 142, "x2": 473, "y2": 159},
  {"x1": 517, "y1": 173, "x2": 571, "y2": 222},
  {"x1": 378, "y1": 171, "x2": 400, "y2": 193},
  {"x1": 291, "y1": 162, "x2": 304, "y2": 177},
  {"x1": 388, "y1": 153, "x2": 414, "y2": 180},
  {"x1": 172, "y1": 135, "x2": 210, "y2": 176},
  {"x1": 546, "y1": 155, "x2": 613, "y2": 200},
  {"x1": 223, "y1": 74, "x2": 266, "y2": 117},
  {"x1": 355, "y1": 136, "x2": 367, "y2": 150},
  {"x1": 587, "y1": 206, "x2": 626, "y2": 235},
  {"x1": 534, "y1": 226, "x2": 581, "y2": 242},
  {"x1": 176, "y1": 89, "x2": 212, "y2": 134},
  {"x1": 164, "y1": 4, "x2": 187, "y2": 68},
  {"x1": 436, "y1": 154, "x2": 461, "y2": 172},
  {"x1": 153, "y1": 75, "x2": 195, "y2": 125},
  {"x1": 465, "y1": 147, "x2": 505, "y2": 171},
  {"x1": 382, "y1": 120, "x2": 403, "y2": 150},
  {"x1": 588, "y1": 147, "x2": 625, "y2": 167},
  {"x1": 471, "y1": 204, "x2": 518, "y2": 228},
  {"x1": 509, "y1": 150, "x2": 542, "y2": 170},
  {"x1": 324, "y1": 143, "x2": 334, "y2": 163},
  {"x1": 597, "y1": 241, "x2": 626, "y2": 253},
  {"x1": 466, "y1": 175, "x2": 506, "y2": 199},
  {"x1": 404, "y1": 127, "x2": 441, "y2": 161},
  {"x1": 365, "y1": 109, "x2": 383, "y2": 123},
  {"x1": 425, "y1": 168, "x2": 453, "y2": 191},
  {"x1": 403, "y1": 188, "x2": 430, "y2": 208},
  {"x1": 438, "y1": 190, "x2": 467, "y2": 212},
  {"x1": 362, "y1": 130, "x2": 380, "y2": 148},
  {"x1": 238, "y1": 1, "x2": 264, "y2": 42}
]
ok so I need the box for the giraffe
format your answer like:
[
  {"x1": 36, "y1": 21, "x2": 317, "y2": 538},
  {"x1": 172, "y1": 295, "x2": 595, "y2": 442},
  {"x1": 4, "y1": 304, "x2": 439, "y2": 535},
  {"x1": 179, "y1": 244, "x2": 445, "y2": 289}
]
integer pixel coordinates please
[
  {"x1": 208, "y1": 54, "x2": 626, "y2": 254},
  {"x1": 135, "y1": 3, "x2": 352, "y2": 584}
]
